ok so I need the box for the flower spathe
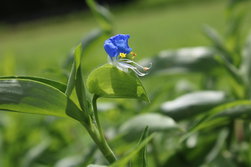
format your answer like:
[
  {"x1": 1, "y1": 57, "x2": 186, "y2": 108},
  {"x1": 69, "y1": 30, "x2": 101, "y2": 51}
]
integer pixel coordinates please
[{"x1": 104, "y1": 34, "x2": 151, "y2": 76}]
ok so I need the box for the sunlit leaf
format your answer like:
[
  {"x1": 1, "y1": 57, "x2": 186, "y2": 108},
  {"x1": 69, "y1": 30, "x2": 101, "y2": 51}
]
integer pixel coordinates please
[
  {"x1": 141, "y1": 47, "x2": 219, "y2": 75},
  {"x1": 87, "y1": 64, "x2": 149, "y2": 102},
  {"x1": 161, "y1": 91, "x2": 227, "y2": 120}
]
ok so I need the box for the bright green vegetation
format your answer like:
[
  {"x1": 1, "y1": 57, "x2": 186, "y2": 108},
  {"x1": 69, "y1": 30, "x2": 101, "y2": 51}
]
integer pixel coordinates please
[{"x1": 1, "y1": 0, "x2": 251, "y2": 166}]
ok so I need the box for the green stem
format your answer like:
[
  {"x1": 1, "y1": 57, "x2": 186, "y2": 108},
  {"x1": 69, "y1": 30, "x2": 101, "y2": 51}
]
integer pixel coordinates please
[
  {"x1": 151, "y1": 139, "x2": 161, "y2": 167},
  {"x1": 92, "y1": 94, "x2": 117, "y2": 163}
]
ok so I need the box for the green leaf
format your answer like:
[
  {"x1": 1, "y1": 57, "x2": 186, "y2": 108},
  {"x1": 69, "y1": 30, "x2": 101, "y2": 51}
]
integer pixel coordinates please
[
  {"x1": 65, "y1": 30, "x2": 105, "y2": 110},
  {"x1": 161, "y1": 91, "x2": 227, "y2": 120},
  {"x1": 240, "y1": 32, "x2": 251, "y2": 88},
  {"x1": 65, "y1": 44, "x2": 82, "y2": 96},
  {"x1": 86, "y1": 0, "x2": 113, "y2": 33},
  {"x1": 65, "y1": 44, "x2": 89, "y2": 111},
  {"x1": 119, "y1": 113, "x2": 179, "y2": 139},
  {"x1": 203, "y1": 26, "x2": 231, "y2": 60},
  {"x1": 21, "y1": 138, "x2": 51, "y2": 167},
  {"x1": 132, "y1": 127, "x2": 149, "y2": 167},
  {"x1": 63, "y1": 29, "x2": 104, "y2": 70},
  {"x1": 0, "y1": 76, "x2": 66, "y2": 92},
  {"x1": 87, "y1": 64, "x2": 149, "y2": 102},
  {"x1": 141, "y1": 47, "x2": 219, "y2": 74},
  {"x1": 184, "y1": 100, "x2": 251, "y2": 139},
  {"x1": 204, "y1": 129, "x2": 229, "y2": 164},
  {"x1": 87, "y1": 165, "x2": 107, "y2": 167},
  {"x1": 110, "y1": 134, "x2": 155, "y2": 167},
  {"x1": 0, "y1": 79, "x2": 87, "y2": 122},
  {"x1": 209, "y1": 100, "x2": 251, "y2": 118},
  {"x1": 203, "y1": 25, "x2": 241, "y2": 82}
]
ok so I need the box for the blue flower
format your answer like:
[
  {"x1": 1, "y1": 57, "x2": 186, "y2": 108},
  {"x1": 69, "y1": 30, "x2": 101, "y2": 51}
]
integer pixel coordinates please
[{"x1": 104, "y1": 34, "x2": 151, "y2": 76}]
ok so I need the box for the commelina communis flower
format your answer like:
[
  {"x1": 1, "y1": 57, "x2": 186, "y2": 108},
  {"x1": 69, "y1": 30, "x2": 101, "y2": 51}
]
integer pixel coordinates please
[{"x1": 104, "y1": 34, "x2": 151, "y2": 76}]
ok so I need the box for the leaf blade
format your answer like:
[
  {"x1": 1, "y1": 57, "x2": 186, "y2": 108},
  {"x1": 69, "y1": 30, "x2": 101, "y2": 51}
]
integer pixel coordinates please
[
  {"x1": 160, "y1": 91, "x2": 227, "y2": 120},
  {"x1": 87, "y1": 64, "x2": 149, "y2": 102},
  {"x1": 0, "y1": 79, "x2": 87, "y2": 122},
  {"x1": 0, "y1": 76, "x2": 66, "y2": 92}
]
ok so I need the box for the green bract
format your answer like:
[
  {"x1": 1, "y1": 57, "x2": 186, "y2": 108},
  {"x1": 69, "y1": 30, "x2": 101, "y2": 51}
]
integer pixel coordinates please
[{"x1": 87, "y1": 64, "x2": 149, "y2": 102}]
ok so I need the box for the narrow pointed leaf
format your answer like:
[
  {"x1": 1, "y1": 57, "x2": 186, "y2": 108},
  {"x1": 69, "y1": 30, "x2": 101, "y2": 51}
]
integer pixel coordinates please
[
  {"x1": 186, "y1": 100, "x2": 251, "y2": 137},
  {"x1": 65, "y1": 44, "x2": 89, "y2": 111},
  {"x1": 65, "y1": 30, "x2": 104, "y2": 110},
  {"x1": 132, "y1": 127, "x2": 149, "y2": 167},
  {"x1": 0, "y1": 76, "x2": 66, "y2": 92},
  {"x1": 86, "y1": 0, "x2": 113, "y2": 32},
  {"x1": 204, "y1": 25, "x2": 232, "y2": 61},
  {"x1": 241, "y1": 32, "x2": 251, "y2": 83},
  {"x1": 204, "y1": 129, "x2": 229, "y2": 164},
  {"x1": 65, "y1": 44, "x2": 82, "y2": 96},
  {"x1": 0, "y1": 79, "x2": 87, "y2": 122},
  {"x1": 110, "y1": 134, "x2": 154, "y2": 167}
]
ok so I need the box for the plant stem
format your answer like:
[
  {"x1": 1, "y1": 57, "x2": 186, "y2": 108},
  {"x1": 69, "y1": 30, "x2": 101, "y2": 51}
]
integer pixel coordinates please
[{"x1": 91, "y1": 94, "x2": 117, "y2": 163}]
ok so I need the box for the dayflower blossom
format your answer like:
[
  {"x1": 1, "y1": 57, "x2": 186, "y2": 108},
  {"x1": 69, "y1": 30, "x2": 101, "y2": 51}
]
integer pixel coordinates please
[{"x1": 104, "y1": 34, "x2": 151, "y2": 76}]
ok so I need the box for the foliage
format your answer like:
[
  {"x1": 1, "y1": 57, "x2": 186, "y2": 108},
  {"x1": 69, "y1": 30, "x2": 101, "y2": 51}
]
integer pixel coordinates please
[{"x1": 1, "y1": 0, "x2": 251, "y2": 166}]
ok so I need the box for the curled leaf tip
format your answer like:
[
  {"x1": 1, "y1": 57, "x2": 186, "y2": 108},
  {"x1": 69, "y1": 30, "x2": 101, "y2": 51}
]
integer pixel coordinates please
[{"x1": 104, "y1": 34, "x2": 151, "y2": 76}]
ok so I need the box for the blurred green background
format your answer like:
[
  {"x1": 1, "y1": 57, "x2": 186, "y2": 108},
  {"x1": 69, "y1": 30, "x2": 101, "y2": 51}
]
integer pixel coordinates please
[
  {"x1": 2, "y1": 0, "x2": 250, "y2": 78},
  {"x1": 1, "y1": 0, "x2": 251, "y2": 166}
]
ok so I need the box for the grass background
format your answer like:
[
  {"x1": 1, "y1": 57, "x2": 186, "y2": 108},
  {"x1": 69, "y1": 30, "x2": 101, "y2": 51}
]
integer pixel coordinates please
[{"x1": 2, "y1": 0, "x2": 251, "y2": 79}]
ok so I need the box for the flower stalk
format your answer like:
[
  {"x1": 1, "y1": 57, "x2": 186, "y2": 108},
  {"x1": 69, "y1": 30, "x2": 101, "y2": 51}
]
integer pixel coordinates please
[{"x1": 85, "y1": 94, "x2": 117, "y2": 164}]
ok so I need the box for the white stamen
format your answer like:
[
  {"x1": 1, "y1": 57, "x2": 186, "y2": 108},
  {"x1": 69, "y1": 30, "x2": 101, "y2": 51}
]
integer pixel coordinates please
[
  {"x1": 109, "y1": 56, "x2": 151, "y2": 76},
  {"x1": 117, "y1": 61, "x2": 149, "y2": 76}
]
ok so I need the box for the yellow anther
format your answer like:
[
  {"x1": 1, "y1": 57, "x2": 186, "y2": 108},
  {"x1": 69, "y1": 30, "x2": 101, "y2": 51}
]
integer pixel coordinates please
[
  {"x1": 130, "y1": 51, "x2": 137, "y2": 57},
  {"x1": 143, "y1": 67, "x2": 150, "y2": 71},
  {"x1": 119, "y1": 53, "x2": 127, "y2": 58}
]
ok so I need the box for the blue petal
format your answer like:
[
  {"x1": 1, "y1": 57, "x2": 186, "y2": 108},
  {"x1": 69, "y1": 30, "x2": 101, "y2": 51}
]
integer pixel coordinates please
[
  {"x1": 110, "y1": 34, "x2": 132, "y2": 54},
  {"x1": 104, "y1": 39, "x2": 119, "y2": 58}
]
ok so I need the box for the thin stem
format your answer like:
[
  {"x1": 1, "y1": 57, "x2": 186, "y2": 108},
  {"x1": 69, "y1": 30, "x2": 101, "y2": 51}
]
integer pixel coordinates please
[
  {"x1": 93, "y1": 95, "x2": 106, "y2": 142},
  {"x1": 92, "y1": 94, "x2": 117, "y2": 163}
]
